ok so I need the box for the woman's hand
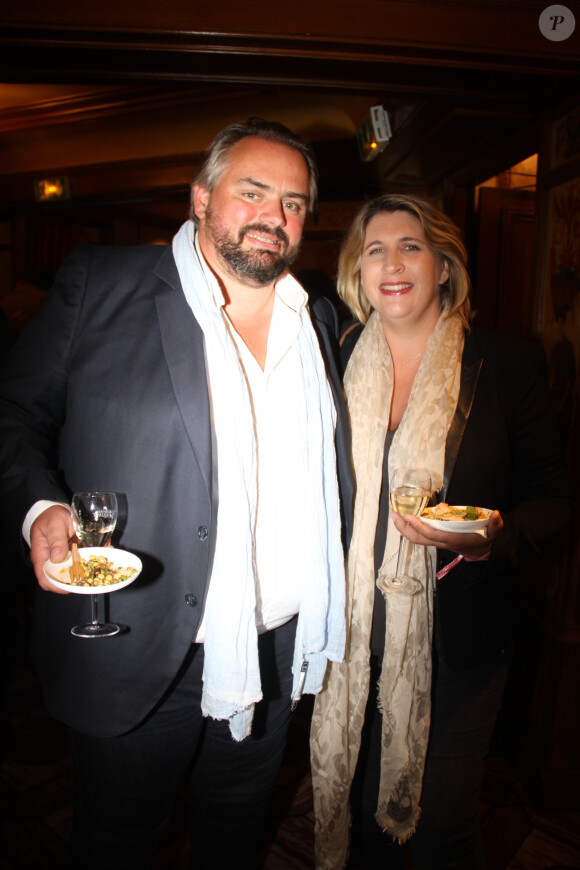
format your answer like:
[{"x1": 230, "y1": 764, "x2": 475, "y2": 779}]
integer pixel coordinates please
[{"x1": 391, "y1": 509, "x2": 504, "y2": 560}]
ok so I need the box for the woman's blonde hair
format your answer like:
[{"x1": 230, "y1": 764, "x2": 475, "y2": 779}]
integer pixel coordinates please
[{"x1": 337, "y1": 193, "x2": 472, "y2": 329}]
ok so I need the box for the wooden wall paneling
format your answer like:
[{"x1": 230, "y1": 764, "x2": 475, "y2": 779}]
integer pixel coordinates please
[
  {"x1": 508, "y1": 89, "x2": 580, "y2": 812},
  {"x1": 496, "y1": 196, "x2": 536, "y2": 338},
  {"x1": 473, "y1": 187, "x2": 503, "y2": 330}
]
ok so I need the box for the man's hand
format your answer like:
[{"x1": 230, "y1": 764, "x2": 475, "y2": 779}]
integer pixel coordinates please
[
  {"x1": 391, "y1": 509, "x2": 504, "y2": 561},
  {"x1": 30, "y1": 505, "x2": 75, "y2": 592}
]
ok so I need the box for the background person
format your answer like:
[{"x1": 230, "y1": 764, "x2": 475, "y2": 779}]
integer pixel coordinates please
[
  {"x1": 0, "y1": 118, "x2": 353, "y2": 870},
  {"x1": 310, "y1": 193, "x2": 572, "y2": 870}
]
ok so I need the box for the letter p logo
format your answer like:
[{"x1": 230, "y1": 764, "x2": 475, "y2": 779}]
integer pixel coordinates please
[{"x1": 539, "y1": 5, "x2": 576, "y2": 41}]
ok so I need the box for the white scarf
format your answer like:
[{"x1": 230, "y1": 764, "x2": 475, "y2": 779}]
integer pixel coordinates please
[
  {"x1": 311, "y1": 309, "x2": 464, "y2": 866},
  {"x1": 172, "y1": 221, "x2": 345, "y2": 741}
]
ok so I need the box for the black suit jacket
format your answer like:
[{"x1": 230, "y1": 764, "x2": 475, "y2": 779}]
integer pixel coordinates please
[
  {"x1": 342, "y1": 322, "x2": 573, "y2": 669},
  {"x1": 0, "y1": 243, "x2": 353, "y2": 736}
]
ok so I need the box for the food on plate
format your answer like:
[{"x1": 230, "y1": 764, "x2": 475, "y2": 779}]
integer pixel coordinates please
[
  {"x1": 421, "y1": 503, "x2": 488, "y2": 522},
  {"x1": 59, "y1": 553, "x2": 139, "y2": 587}
]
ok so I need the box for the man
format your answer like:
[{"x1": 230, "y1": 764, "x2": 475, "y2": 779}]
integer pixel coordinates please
[{"x1": 0, "y1": 118, "x2": 353, "y2": 869}]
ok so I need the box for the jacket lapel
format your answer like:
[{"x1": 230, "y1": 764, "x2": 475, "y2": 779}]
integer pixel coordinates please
[
  {"x1": 440, "y1": 331, "x2": 483, "y2": 501},
  {"x1": 154, "y1": 247, "x2": 213, "y2": 498}
]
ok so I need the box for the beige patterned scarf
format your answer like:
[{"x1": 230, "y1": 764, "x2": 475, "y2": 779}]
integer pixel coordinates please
[{"x1": 311, "y1": 309, "x2": 464, "y2": 869}]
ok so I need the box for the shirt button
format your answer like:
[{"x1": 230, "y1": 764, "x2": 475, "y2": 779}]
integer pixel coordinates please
[
  {"x1": 198, "y1": 526, "x2": 208, "y2": 541},
  {"x1": 184, "y1": 594, "x2": 197, "y2": 607}
]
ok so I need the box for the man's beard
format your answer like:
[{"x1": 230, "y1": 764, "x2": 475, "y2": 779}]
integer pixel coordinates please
[{"x1": 205, "y1": 208, "x2": 301, "y2": 286}]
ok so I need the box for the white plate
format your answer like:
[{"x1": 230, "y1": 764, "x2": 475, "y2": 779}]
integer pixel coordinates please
[
  {"x1": 420, "y1": 506, "x2": 491, "y2": 534},
  {"x1": 43, "y1": 547, "x2": 142, "y2": 594}
]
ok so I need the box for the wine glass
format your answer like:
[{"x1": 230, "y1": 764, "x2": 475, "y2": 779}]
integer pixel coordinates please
[
  {"x1": 384, "y1": 467, "x2": 432, "y2": 596},
  {"x1": 70, "y1": 491, "x2": 119, "y2": 638}
]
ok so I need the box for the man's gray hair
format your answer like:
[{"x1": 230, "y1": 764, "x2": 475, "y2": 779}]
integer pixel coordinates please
[{"x1": 190, "y1": 117, "x2": 318, "y2": 223}]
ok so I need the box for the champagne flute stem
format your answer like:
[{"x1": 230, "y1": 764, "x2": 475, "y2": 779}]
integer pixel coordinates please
[{"x1": 394, "y1": 536, "x2": 408, "y2": 580}]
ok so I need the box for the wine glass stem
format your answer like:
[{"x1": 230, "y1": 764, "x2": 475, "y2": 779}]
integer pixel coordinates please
[{"x1": 90, "y1": 595, "x2": 100, "y2": 626}]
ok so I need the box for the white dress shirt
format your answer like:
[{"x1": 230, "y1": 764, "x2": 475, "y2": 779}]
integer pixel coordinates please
[{"x1": 194, "y1": 256, "x2": 313, "y2": 641}]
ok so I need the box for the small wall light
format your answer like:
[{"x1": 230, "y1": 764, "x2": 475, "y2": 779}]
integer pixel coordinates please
[
  {"x1": 357, "y1": 106, "x2": 392, "y2": 162},
  {"x1": 35, "y1": 176, "x2": 71, "y2": 202}
]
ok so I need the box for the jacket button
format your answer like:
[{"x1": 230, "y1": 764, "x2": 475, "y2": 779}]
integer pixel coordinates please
[
  {"x1": 198, "y1": 526, "x2": 208, "y2": 541},
  {"x1": 185, "y1": 594, "x2": 197, "y2": 607}
]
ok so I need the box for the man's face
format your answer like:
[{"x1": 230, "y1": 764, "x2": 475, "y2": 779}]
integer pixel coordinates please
[{"x1": 193, "y1": 137, "x2": 311, "y2": 288}]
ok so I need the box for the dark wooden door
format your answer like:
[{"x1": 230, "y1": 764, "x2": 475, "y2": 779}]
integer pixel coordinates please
[{"x1": 473, "y1": 187, "x2": 536, "y2": 338}]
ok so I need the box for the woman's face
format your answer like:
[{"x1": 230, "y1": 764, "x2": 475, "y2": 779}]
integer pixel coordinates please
[{"x1": 360, "y1": 210, "x2": 449, "y2": 334}]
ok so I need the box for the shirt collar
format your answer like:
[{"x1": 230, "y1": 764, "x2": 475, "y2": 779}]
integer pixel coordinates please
[{"x1": 275, "y1": 272, "x2": 308, "y2": 314}]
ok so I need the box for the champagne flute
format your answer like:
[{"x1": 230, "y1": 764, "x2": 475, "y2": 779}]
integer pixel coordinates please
[
  {"x1": 384, "y1": 467, "x2": 432, "y2": 596},
  {"x1": 71, "y1": 491, "x2": 119, "y2": 637}
]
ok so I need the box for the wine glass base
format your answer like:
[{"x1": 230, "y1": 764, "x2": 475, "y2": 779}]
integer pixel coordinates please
[
  {"x1": 71, "y1": 622, "x2": 121, "y2": 638},
  {"x1": 382, "y1": 575, "x2": 422, "y2": 596}
]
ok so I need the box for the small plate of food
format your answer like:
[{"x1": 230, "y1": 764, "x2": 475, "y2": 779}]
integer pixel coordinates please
[
  {"x1": 420, "y1": 503, "x2": 491, "y2": 533},
  {"x1": 44, "y1": 547, "x2": 142, "y2": 594}
]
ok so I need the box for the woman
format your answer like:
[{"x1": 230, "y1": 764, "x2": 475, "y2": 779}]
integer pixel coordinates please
[{"x1": 310, "y1": 194, "x2": 573, "y2": 870}]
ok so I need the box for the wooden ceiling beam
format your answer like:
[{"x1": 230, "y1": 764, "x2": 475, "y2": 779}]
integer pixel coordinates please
[
  {"x1": 1, "y1": 29, "x2": 577, "y2": 84},
  {"x1": 1, "y1": 0, "x2": 578, "y2": 63}
]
